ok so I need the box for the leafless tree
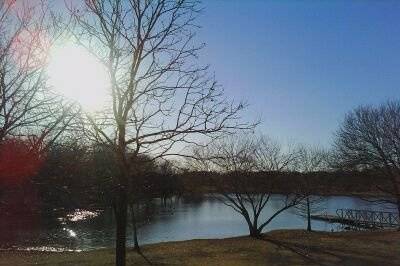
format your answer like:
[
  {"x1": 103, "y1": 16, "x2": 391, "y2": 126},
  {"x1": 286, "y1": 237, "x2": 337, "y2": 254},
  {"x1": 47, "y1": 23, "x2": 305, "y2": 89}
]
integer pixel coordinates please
[
  {"x1": 0, "y1": 0, "x2": 78, "y2": 152},
  {"x1": 192, "y1": 134, "x2": 302, "y2": 238},
  {"x1": 294, "y1": 145, "x2": 327, "y2": 231},
  {"x1": 335, "y1": 101, "x2": 400, "y2": 219},
  {"x1": 65, "y1": 1, "x2": 254, "y2": 265},
  {"x1": 255, "y1": 136, "x2": 299, "y2": 172}
]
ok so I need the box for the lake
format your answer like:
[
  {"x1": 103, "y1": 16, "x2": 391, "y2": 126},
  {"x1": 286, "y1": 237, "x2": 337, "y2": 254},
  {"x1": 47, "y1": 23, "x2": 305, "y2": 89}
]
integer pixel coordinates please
[{"x1": 0, "y1": 194, "x2": 396, "y2": 252}]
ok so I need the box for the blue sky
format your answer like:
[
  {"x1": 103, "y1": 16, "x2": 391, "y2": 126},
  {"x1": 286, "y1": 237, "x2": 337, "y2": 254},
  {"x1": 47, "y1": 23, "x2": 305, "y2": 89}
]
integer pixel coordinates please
[{"x1": 196, "y1": 0, "x2": 400, "y2": 147}]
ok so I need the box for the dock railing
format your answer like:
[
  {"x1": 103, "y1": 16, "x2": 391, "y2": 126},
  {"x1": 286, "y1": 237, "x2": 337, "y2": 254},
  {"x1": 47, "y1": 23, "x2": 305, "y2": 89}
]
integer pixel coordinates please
[{"x1": 335, "y1": 208, "x2": 399, "y2": 228}]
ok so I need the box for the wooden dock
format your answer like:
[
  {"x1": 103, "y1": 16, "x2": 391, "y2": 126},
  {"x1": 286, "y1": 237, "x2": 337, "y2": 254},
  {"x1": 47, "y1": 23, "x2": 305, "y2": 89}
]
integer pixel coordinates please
[{"x1": 312, "y1": 208, "x2": 400, "y2": 229}]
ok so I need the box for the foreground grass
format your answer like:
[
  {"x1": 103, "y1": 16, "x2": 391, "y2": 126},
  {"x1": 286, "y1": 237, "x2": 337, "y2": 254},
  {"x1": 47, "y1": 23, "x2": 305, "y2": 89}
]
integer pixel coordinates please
[{"x1": 0, "y1": 230, "x2": 399, "y2": 266}]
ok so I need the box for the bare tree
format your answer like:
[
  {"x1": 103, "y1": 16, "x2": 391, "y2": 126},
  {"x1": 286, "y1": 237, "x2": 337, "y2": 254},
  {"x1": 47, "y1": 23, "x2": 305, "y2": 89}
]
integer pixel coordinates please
[
  {"x1": 65, "y1": 1, "x2": 253, "y2": 265},
  {"x1": 294, "y1": 145, "x2": 327, "y2": 231},
  {"x1": 187, "y1": 143, "x2": 216, "y2": 171},
  {"x1": 255, "y1": 136, "x2": 299, "y2": 172},
  {"x1": 0, "y1": 1, "x2": 77, "y2": 152},
  {"x1": 335, "y1": 101, "x2": 400, "y2": 219},
  {"x1": 193, "y1": 134, "x2": 302, "y2": 238}
]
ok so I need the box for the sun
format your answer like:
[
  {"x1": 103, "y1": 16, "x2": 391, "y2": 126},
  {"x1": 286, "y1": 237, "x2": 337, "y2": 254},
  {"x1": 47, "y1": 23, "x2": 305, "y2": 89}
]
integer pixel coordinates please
[{"x1": 47, "y1": 43, "x2": 110, "y2": 111}]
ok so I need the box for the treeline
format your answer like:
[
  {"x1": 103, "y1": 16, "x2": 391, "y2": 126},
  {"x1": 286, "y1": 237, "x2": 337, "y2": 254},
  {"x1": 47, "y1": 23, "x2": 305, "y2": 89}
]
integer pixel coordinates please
[
  {"x1": 0, "y1": 139, "x2": 390, "y2": 218},
  {"x1": 0, "y1": 142, "x2": 185, "y2": 215},
  {"x1": 179, "y1": 170, "x2": 391, "y2": 196}
]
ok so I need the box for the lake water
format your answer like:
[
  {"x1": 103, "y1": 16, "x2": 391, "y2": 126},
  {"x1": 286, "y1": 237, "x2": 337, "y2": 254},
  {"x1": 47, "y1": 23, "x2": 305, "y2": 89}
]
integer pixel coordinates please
[{"x1": 0, "y1": 194, "x2": 396, "y2": 251}]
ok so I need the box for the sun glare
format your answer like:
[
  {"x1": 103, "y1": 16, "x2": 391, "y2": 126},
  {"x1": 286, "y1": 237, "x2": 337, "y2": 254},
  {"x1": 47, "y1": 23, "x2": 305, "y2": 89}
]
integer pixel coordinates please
[{"x1": 47, "y1": 43, "x2": 110, "y2": 111}]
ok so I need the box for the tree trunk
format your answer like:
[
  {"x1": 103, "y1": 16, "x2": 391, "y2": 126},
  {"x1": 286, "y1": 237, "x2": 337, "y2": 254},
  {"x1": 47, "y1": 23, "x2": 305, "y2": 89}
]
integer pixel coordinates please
[
  {"x1": 242, "y1": 212, "x2": 260, "y2": 238},
  {"x1": 248, "y1": 222, "x2": 261, "y2": 238},
  {"x1": 115, "y1": 190, "x2": 128, "y2": 266},
  {"x1": 396, "y1": 197, "x2": 400, "y2": 231},
  {"x1": 392, "y1": 176, "x2": 400, "y2": 231},
  {"x1": 306, "y1": 197, "x2": 312, "y2": 232},
  {"x1": 249, "y1": 228, "x2": 261, "y2": 238},
  {"x1": 130, "y1": 203, "x2": 140, "y2": 252}
]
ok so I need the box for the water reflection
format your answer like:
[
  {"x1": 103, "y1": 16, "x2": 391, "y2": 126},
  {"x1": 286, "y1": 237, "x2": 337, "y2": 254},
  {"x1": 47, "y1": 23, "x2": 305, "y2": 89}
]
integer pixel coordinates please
[
  {"x1": 66, "y1": 210, "x2": 100, "y2": 222},
  {"x1": 10, "y1": 246, "x2": 82, "y2": 252},
  {"x1": 63, "y1": 228, "x2": 77, "y2": 238},
  {"x1": 0, "y1": 195, "x2": 395, "y2": 252}
]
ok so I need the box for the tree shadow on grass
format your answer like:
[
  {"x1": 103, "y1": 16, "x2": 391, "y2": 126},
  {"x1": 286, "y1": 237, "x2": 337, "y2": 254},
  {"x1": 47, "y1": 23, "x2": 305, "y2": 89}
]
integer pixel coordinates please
[
  {"x1": 260, "y1": 236, "x2": 344, "y2": 266},
  {"x1": 261, "y1": 235, "x2": 398, "y2": 266},
  {"x1": 131, "y1": 248, "x2": 153, "y2": 265}
]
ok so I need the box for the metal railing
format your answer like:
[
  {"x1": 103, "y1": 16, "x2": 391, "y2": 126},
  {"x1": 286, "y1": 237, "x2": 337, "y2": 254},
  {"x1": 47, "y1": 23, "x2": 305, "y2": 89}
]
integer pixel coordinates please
[{"x1": 336, "y1": 208, "x2": 399, "y2": 227}]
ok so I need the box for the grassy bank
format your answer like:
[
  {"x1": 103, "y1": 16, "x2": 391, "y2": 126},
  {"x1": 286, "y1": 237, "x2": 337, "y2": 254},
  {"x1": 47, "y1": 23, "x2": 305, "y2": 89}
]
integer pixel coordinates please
[{"x1": 0, "y1": 230, "x2": 399, "y2": 265}]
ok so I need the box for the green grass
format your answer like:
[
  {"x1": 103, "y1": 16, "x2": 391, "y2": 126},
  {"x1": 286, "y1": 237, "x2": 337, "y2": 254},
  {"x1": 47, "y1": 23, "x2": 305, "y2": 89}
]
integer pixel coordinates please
[{"x1": 0, "y1": 230, "x2": 399, "y2": 265}]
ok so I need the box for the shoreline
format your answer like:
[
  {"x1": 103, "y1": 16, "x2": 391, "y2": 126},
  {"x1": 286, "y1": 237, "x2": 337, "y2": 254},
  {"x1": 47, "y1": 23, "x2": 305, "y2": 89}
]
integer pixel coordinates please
[{"x1": 1, "y1": 229, "x2": 399, "y2": 265}]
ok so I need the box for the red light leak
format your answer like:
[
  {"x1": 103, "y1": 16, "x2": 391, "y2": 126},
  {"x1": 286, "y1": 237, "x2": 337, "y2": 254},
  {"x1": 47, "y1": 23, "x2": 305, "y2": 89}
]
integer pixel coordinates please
[
  {"x1": 0, "y1": 138, "x2": 43, "y2": 184},
  {"x1": 0, "y1": 139, "x2": 44, "y2": 240},
  {"x1": 10, "y1": 29, "x2": 50, "y2": 70}
]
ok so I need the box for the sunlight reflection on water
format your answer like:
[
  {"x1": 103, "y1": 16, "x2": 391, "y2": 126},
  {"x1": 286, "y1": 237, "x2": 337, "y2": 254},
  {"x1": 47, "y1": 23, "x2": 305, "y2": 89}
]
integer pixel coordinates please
[
  {"x1": 63, "y1": 228, "x2": 77, "y2": 238},
  {"x1": 66, "y1": 210, "x2": 100, "y2": 222},
  {"x1": 0, "y1": 247, "x2": 82, "y2": 252}
]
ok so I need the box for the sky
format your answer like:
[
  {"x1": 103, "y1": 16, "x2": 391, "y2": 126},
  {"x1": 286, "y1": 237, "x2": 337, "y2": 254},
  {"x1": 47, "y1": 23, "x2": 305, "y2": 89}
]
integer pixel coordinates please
[{"x1": 195, "y1": 0, "x2": 400, "y2": 147}]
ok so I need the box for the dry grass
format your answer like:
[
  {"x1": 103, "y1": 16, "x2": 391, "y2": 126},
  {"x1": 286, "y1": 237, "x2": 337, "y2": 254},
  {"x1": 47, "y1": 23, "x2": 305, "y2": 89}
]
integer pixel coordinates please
[{"x1": 0, "y1": 230, "x2": 399, "y2": 266}]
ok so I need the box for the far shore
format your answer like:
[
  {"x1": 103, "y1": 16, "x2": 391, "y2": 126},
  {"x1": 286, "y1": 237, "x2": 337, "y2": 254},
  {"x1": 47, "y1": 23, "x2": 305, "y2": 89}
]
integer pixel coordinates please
[{"x1": 1, "y1": 229, "x2": 399, "y2": 265}]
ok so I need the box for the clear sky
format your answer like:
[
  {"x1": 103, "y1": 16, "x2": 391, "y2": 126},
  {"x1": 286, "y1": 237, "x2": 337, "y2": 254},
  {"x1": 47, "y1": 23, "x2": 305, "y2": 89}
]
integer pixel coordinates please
[{"x1": 196, "y1": 0, "x2": 400, "y2": 147}]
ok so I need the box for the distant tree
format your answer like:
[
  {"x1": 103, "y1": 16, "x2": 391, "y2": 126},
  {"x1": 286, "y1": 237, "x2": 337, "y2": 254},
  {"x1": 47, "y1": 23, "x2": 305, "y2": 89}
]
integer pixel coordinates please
[
  {"x1": 154, "y1": 160, "x2": 183, "y2": 203},
  {"x1": 66, "y1": 1, "x2": 253, "y2": 264},
  {"x1": 335, "y1": 101, "x2": 400, "y2": 218},
  {"x1": 255, "y1": 136, "x2": 299, "y2": 172},
  {"x1": 89, "y1": 144, "x2": 183, "y2": 253},
  {"x1": 193, "y1": 134, "x2": 303, "y2": 238},
  {"x1": 294, "y1": 146, "x2": 327, "y2": 231},
  {"x1": 35, "y1": 142, "x2": 92, "y2": 211},
  {"x1": 90, "y1": 144, "x2": 119, "y2": 206},
  {"x1": 128, "y1": 155, "x2": 156, "y2": 253},
  {"x1": 187, "y1": 145, "x2": 215, "y2": 171},
  {"x1": 130, "y1": 158, "x2": 183, "y2": 252}
]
